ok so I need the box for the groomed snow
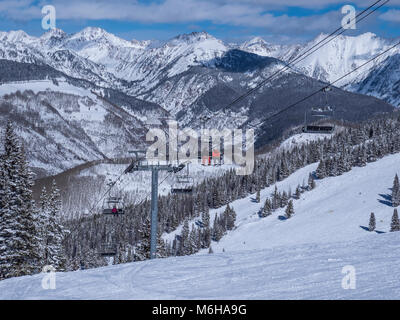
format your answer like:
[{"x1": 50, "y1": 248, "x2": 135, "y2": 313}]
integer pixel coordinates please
[
  {"x1": 0, "y1": 232, "x2": 399, "y2": 299},
  {"x1": 1, "y1": 151, "x2": 400, "y2": 299}
]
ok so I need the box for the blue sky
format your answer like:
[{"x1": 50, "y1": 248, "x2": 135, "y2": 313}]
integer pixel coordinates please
[{"x1": 0, "y1": 0, "x2": 399, "y2": 43}]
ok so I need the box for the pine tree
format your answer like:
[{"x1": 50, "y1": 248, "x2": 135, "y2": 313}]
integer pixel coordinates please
[
  {"x1": 0, "y1": 123, "x2": 42, "y2": 279},
  {"x1": 180, "y1": 219, "x2": 190, "y2": 255},
  {"x1": 390, "y1": 209, "x2": 400, "y2": 232},
  {"x1": 225, "y1": 205, "x2": 236, "y2": 230},
  {"x1": 41, "y1": 181, "x2": 67, "y2": 271},
  {"x1": 308, "y1": 173, "x2": 316, "y2": 190},
  {"x1": 201, "y1": 208, "x2": 211, "y2": 248},
  {"x1": 134, "y1": 217, "x2": 151, "y2": 261},
  {"x1": 255, "y1": 189, "x2": 260, "y2": 203},
  {"x1": 285, "y1": 200, "x2": 295, "y2": 219},
  {"x1": 295, "y1": 185, "x2": 301, "y2": 199},
  {"x1": 392, "y1": 174, "x2": 400, "y2": 207},
  {"x1": 316, "y1": 160, "x2": 326, "y2": 179},
  {"x1": 280, "y1": 191, "x2": 288, "y2": 208},
  {"x1": 369, "y1": 212, "x2": 376, "y2": 232},
  {"x1": 272, "y1": 186, "x2": 280, "y2": 210},
  {"x1": 261, "y1": 198, "x2": 272, "y2": 217}
]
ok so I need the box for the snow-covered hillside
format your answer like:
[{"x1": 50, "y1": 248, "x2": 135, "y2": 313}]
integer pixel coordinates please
[
  {"x1": 0, "y1": 232, "x2": 399, "y2": 299},
  {"x1": 2, "y1": 149, "x2": 400, "y2": 299}
]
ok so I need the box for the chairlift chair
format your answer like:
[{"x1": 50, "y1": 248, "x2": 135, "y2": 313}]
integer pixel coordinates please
[
  {"x1": 171, "y1": 163, "x2": 194, "y2": 193},
  {"x1": 171, "y1": 175, "x2": 194, "y2": 193},
  {"x1": 302, "y1": 86, "x2": 335, "y2": 134},
  {"x1": 99, "y1": 242, "x2": 117, "y2": 256},
  {"x1": 102, "y1": 196, "x2": 125, "y2": 215}
]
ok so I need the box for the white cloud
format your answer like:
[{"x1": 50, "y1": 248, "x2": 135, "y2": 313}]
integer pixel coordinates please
[
  {"x1": 0, "y1": 0, "x2": 397, "y2": 32},
  {"x1": 379, "y1": 9, "x2": 400, "y2": 22}
]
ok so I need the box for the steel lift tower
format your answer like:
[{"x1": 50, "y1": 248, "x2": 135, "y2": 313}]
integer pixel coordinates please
[{"x1": 124, "y1": 150, "x2": 184, "y2": 259}]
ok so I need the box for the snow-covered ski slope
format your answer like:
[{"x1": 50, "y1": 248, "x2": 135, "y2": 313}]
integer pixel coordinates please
[
  {"x1": 0, "y1": 233, "x2": 399, "y2": 299},
  {"x1": 1, "y1": 153, "x2": 400, "y2": 299}
]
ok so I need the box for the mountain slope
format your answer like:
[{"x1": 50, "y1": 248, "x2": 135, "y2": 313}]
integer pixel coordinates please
[
  {"x1": 0, "y1": 60, "x2": 168, "y2": 176},
  {"x1": 1, "y1": 152, "x2": 400, "y2": 299}
]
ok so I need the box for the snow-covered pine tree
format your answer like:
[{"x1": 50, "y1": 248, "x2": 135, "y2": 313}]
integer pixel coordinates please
[
  {"x1": 226, "y1": 205, "x2": 236, "y2": 230},
  {"x1": 134, "y1": 217, "x2": 151, "y2": 261},
  {"x1": 285, "y1": 200, "x2": 295, "y2": 219},
  {"x1": 308, "y1": 173, "x2": 316, "y2": 190},
  {"x1": 295, "y1": 185, "x2": 301, "y2": 199},
  {"x1": 40, "y1": 181, "x2": 67, "y2": 271},
  {"x1": 280, "y1": 190, "x2": 288, "y2": 208},
  {"x1": 261, "y1": 198, "x2": 272, "y2": 217},
  {"x1": 272, "y1": 186, "x2": 280, "y2": 210},
  {"x1": 390, "y1": 209, "x2": 400, "y2": 232},
  {"x1": 369, "y1": 212, "x2": 376, "y2": 232},
  {"x1": 391, "y1": 174, "x2": 400, "y2": 207},
  {"x1": 188, "y1": 225, "x2": 198, "y2": 254},
  {"x1": 180, "y1": 219, "x2": 190, "y2": 255},
  {"x1": 0, "y1": 123, "x2": 42, "y2": 279},
  {"x1": 201, "y1": 208, "x2": 211, "y2": 248}
]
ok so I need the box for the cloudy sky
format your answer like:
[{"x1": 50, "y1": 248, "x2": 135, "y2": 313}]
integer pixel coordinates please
[{"x1": 0, "y1": 0, "x2": 399, "y2": 43}]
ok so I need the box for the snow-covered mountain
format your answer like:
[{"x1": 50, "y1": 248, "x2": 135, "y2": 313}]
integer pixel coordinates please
[
  {"x1": 0, "y1": 60, "x2": 168, "y2": 177},
  {"x1": 0, "y1": 27, "x2": 398, "y2": 176},
  {"x1": 2, "y1": 27, "x2": 398, "y2": 108},
  {"x1": 240, "y1": 32, "x2": 400, "y2": 107}
]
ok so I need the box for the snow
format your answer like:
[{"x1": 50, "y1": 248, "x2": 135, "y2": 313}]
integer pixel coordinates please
[
  {"x1": 1, "y1": 149, "x2": 400, "y2": 299},
  {"x1": 0, "y1": 79, "x2": 96, "y2": 99},
  {"x1": 279, "y1": 132, "x2": 333, "y2": 150},
  {"x1": 206, "y1": 153, "x2": 400, "y2": 254},
  {"x1": 0, "y1": 233, "x2": 398, "y2": 299}
]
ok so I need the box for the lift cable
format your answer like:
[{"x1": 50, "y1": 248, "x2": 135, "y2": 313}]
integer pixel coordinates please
[{"x1": 219, "y1": 0, "x2": 388, "y2": 114}]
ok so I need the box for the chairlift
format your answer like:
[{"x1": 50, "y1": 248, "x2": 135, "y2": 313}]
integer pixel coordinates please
[
  {"x1": 99, "y1": 242, "x2": 117, "y2": 256},
  {"x1": 171, "y1": 163, "x2": 194, "y2": 194},
  {"x1": 302, "y1": 86, "x2": 335, "y2": 134},
  {"x1": 102, "y1": 196, "x2": 125, "y2": 215}
]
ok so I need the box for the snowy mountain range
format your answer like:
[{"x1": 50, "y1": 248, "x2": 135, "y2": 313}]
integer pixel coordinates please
[
  {"x1": 1, "y1": 27, "x2": 399, "y2": 106},
  {"x1": 0, "y1": 27, "x2": 398, "y2": 175}
]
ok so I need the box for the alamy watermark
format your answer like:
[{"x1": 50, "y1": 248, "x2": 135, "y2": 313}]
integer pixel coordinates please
[
  {"x1": 41, "y1": 265, "x2": 56, "y2": 290},
  {"x1": 41, "y1": 5, "x2": 56, "y2": 30},
  {"x1": 146, "y1": 121, "x2": 254, "y2": 175},
  {"x1": 341, "y1": 265, "x2": 356, "y2": 289},
  {"x1": 341, "y1": 5, "x2": 356, "y2": 30}
]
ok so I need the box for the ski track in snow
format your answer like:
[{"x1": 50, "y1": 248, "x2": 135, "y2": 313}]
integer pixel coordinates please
[
  {"x1": 0, "y1": 234, "x2": 399, "y2": 299},
  {"x1": 2, "y1": 153, "x2": 400, "y2": 299}
]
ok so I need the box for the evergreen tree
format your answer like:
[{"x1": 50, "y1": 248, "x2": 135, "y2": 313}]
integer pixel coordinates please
[
  {"x1": 280, "y1": 191, "x2": 288, "y2": 208},
  {"x1": 180, "y1": 219, "x2": 190, "y2": 255},
  {"x1": 41, "y1": 181, "x2": 67, "y2": 270},
  {"x1": 261, "y1": 198, "x2": 272, "y2": 217},
  {"x1": 390, "y1": 209, "x2": 400, "y2": 232},
  {"x1": 295, "y1": 185, "x2": 301, "y2": 199},
  {"x1": 271, "y1": 186, "x2": 280, "y2": 210},
  {"x1": 201, "y1": 208, "x2": 211, "y2": 248},
  {"x1": 285, "y1": 200, "x2": 295, "y2": 219},
  {"x1": 308, "y1": 173, "x2": 316, "y2": 190},
  {"x1": 392, "y1": 174, "x2": 400, "y2": 207},
  {"x1": 255, "y1": 189, "x2": 260, "y2": 203},
  {"x1": 368, "y1": 212, "x2": 376, "y2": 232},
  {"x1": 134, "y1": 217, "x2": 151, "y2": 261},
  {"x1": 225, "y1": 205, "x2": 236, "y2": 230},
  {"x1": 0, "y1": 123, "x2": 42, "y2": 279}
]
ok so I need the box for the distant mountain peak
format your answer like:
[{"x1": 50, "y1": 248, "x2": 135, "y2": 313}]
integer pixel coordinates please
[
  {"x1": 40, "y1": 28, "x2": 67, "y2": 39},
  {"x1": 171, "y1": 31, "x2": 216, "y2": 43}
]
